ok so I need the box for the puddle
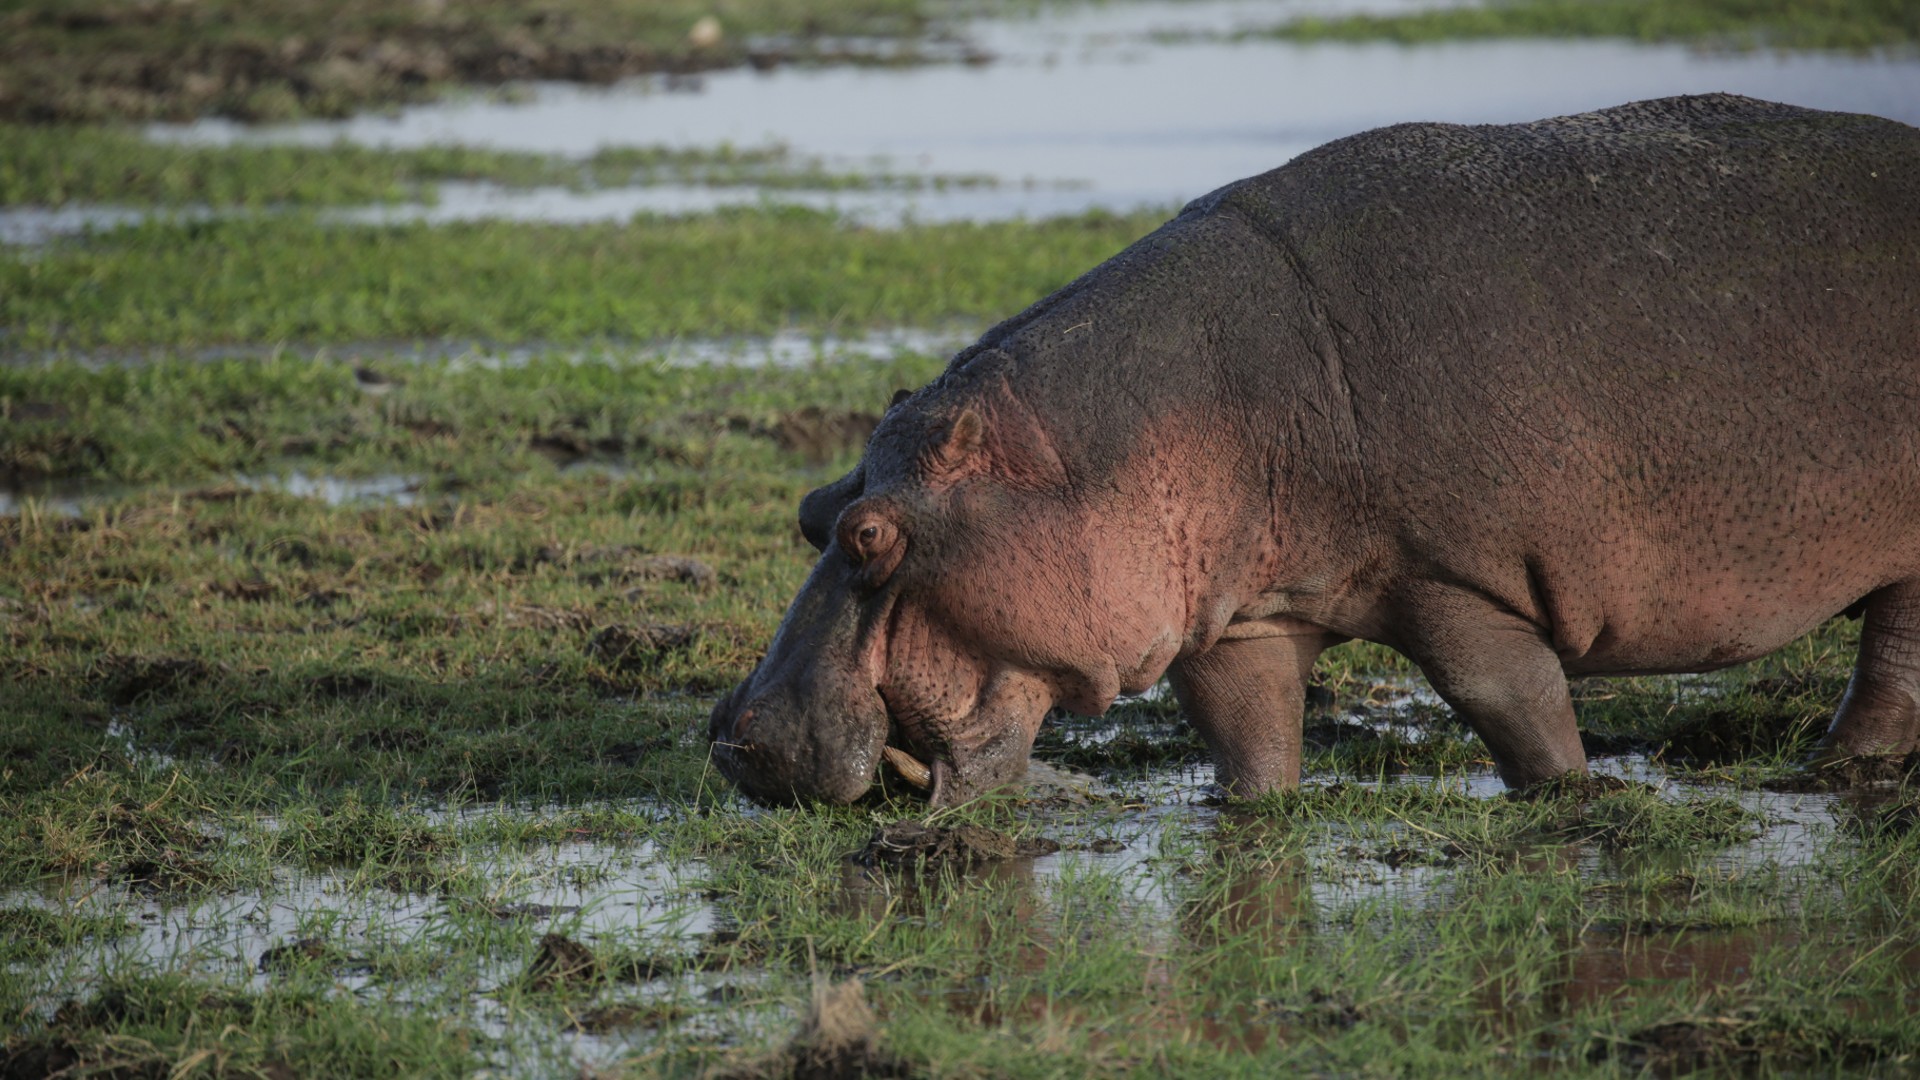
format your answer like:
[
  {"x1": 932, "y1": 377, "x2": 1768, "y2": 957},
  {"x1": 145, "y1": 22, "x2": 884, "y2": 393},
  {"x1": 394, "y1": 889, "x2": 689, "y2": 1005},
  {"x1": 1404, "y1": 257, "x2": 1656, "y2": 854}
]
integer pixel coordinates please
[
  {"x1": 10, "y1": 0, "x2": 1914, "y2": 244},
  {"x1": 4, "y1": 325, "x2": 972, "y2": 372},
  {"x1": 8, "y1": 750, "x2": 1902, "y2": 1068},
  {"x1": 0, "y1": 471, "x2": 424, "y2": 519},
  {"x1": 0, "y1": 206, "x2": 206, "y2": 248},
  {"x1": 5, "y1": 831, "x2": 715, "y2": 1074},
  {"x1": 232, "y1": 470, "x2": 422, "y2": 507},
  {"x1": 323, "y1": 177, "x2": 1111, "y2": 230},
  {"x1": 4, "y1": 841, "x2": 709, "y2": 991}
]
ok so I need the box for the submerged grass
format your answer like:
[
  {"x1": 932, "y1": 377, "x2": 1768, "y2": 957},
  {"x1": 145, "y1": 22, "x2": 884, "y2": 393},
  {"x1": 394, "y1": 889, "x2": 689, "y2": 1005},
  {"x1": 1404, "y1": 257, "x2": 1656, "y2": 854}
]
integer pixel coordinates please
[
  {"x1": 1, "y1": 207, "x2": 1162, "y2": 350},
  {"x1": 1266, "y1": 0, "x2": 1920, "y2": 51},
  {"x1": 0, "y1": 126, "x2": 998, "y2": 209},
  {"x1": 3, "y1": 354, "x2": 1917, "y2": 1075}
]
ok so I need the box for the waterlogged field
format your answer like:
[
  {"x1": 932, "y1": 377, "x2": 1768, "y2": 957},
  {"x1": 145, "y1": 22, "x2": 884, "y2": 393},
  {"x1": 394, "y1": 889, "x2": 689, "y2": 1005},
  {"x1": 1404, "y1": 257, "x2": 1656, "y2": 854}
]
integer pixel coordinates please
[
  {"x1": 7, "y1": 0, "x2": 1920, "y2": 1076},
  {"x1": 4, "y1": 352, "x2": 1918, "y2": 1077}
]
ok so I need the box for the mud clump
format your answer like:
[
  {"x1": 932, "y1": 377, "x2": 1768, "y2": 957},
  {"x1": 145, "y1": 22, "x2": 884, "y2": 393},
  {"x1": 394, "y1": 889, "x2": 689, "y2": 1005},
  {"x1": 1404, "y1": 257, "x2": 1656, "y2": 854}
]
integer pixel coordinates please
[
  {"x1": 1592, "y1": 1018, "x2": 1755, "y2": 1073},
  {"x1": 1762, "y1": 751, "x2": 1920, "y2": 793},
  {"x1": 586, "y1": 622, "x2": 697, "y2": 669},
  {"x1": 258, "y1": 936, "x2": 358, "y2": 975},
  {"x1": 525, "y1": 933, "x2": 601, "y2": 991},
  {"x1": 528, "y1": 430, "x2": 629, "y2": 464},
  {"x1": 116, "y1": 850, "x2": 218, "y2": 893},
  {"x1": 565, "y1": 1001, "x2": 686, "y2": 1034},
  {"x1": 766, "y1": 408, "x2": 881, "y2": 463},
  {"x1": 1506, "y1": 774, "x2": 1637, "y2": 803},
  {"x1": 712, "y1": 979, "x2": 910, "y2": 1080},
  {"x1": 620, "y1": 554, "x2": 718, "y2": 589},
  {"x1": 98, "y1": 655, "x2": 220, "y2": 705},
  {"x1": 1588, "y1": 1014, "x2": 1889, "y2": 1074},
  {"x1": 855, "y1": 821, "x2": 1060, "y2": 871}
]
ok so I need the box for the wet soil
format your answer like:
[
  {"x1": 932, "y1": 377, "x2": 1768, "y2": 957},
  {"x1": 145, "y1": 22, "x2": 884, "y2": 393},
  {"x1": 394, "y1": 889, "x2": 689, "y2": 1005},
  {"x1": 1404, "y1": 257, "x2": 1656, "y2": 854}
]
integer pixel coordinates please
[{"x1": 854, "y1": 821, "x2": 1061, "y2": 872}]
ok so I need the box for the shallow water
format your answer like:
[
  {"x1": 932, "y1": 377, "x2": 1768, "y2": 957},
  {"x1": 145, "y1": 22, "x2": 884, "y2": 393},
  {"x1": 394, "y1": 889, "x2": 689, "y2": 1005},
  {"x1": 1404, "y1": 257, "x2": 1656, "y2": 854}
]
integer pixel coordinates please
[
  {"x1": 261, "y1": 37, "x2": 1915, "y2": 217},
  {"x1": 1, "y1": 325, "x2": 971, "y2": 373},
  {"x1": 10, "y1": 749, "x2": 1898, "y2": 1071},
  {"x1": 0, "y1": 471, "x2": 424, "y2": 519},
  {"x1": 10, "y1": 0, "x2": 1915, "y2": 243}
]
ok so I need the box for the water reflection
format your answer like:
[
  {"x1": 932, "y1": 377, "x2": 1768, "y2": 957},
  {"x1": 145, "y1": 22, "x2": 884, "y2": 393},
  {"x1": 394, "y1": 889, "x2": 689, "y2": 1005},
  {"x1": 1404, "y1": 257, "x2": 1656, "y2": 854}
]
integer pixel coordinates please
[{"x1": 111, "y1": 1, "x2": 1920, "y2": 232}]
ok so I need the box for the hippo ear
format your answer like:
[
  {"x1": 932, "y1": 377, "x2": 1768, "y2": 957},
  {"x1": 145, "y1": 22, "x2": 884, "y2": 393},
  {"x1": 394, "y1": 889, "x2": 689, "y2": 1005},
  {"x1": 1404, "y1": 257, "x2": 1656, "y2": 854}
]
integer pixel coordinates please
[{"x1": 926, "y1": 407, "x2": 985, "y2": 476}]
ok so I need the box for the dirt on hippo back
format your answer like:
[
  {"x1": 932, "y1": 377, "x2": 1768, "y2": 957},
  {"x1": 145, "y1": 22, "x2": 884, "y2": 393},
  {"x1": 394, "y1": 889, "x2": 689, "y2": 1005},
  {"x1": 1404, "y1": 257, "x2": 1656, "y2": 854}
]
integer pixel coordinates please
[{"x1": 854, "y1": 821, "x2": 1060, "y2": 871}]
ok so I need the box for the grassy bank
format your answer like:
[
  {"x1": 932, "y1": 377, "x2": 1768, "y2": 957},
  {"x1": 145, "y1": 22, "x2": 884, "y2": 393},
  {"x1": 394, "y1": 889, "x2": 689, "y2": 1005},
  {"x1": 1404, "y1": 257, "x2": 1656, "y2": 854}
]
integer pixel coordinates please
[
  {"x1": 2, "y1": 353, "x2": 1915, "y2": 1076},
  {"x1": 0, "y1": 0, "x2": 953, "y2": 124},
  {"x1": 0, "y1": 125, "x2": 995, "y2": 209},
  {"x1": 0, "y1": 207, "x2": 1162, "y2": 351},
  {"x1": 1267, "y1": 0, "x2": 1920, "y2": 51}
]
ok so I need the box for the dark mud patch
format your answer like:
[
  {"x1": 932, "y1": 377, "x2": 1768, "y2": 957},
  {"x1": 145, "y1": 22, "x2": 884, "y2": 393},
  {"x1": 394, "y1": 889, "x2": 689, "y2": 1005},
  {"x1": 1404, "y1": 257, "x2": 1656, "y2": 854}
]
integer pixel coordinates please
[
  {"x1": 528, "y1": 430, "x2": 634, "y2": 465},
  {"x1": 258, "y1": 936, "x2": 361, "y2": 975},
  {"x1": 854, "y1": 821, "x2": 1059, "y2": 872},
  {"x1": 1657, "y1": 703, "x2": 1825, "y2": 766},
  {"x1": 208, "y1": 577, "x2": 277, "y2": 603},
  {"x1": 98, "y1": 655, "x2": 220, "y2": 706},
  {"x1": 1589, "y1": 1013, "x2": 1895, "y2": 1075},
  {"x1": 525, "y1": 932, "x2": 603, "y2": 991},
  {"x1": 516, "y1": 543, "x2": 716, "y2": 586},
  {"x1": 0, "y1": 432, "x2": 110, "y2": 489},
  {"x1": 1254, "y1": 988, "x2": 1366, "y2": 1031},
  {"x1": 116, "y1": 850, "x2": 221, "y2": 894},
  {"x1": 586, "y1": 622, "x2": 698, "y2": 670},
  {"x1": 1761, "y1": 751, "x2": 1919, "y2": 793},
  {"x1": 0, "y1": 1035, "x2": 177, "y2": 1080},
  {"x1": 564, "y1": 1001, "x2": 687, "y2": 1034},
  {"x1": 1506, "y1": 774, "x2": 1639, "y2": 803},
  {"x1": 3, "y1": 986, "x2": 299, "y2": 1080},
  {"x1": 751, "y1": 407, "x2": 881, "y2": 464},
  {"x1": 1869, "y1": 796, "x2": 1920, "y2": 835}
]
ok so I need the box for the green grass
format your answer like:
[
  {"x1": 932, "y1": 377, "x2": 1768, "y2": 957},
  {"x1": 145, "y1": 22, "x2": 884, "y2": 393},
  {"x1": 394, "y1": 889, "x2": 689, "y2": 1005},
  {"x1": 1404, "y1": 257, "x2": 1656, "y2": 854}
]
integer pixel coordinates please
[
  {"x1": 1266, "y1": 0, "x2": 1920, "y2": 51},
  {"x1": 0, "y1": 0, "x2": 950, "y2": 124},
  {"x1": 0, "y1": 207, "x2": 1162, "y2": 351},
  {"x1": 0, "y1": 125, "x2": 999, "y2": 209},
  {"x1": 3, "y1": 355, "x2": 1917, "y2": 1076}
]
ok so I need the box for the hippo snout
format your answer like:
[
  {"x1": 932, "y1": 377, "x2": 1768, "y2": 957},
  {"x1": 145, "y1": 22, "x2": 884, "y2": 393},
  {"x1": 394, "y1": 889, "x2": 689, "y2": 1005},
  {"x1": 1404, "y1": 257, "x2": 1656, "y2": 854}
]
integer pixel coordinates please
[{"x1": 707, "y1": 678, "x2": 888, "y2": 805}]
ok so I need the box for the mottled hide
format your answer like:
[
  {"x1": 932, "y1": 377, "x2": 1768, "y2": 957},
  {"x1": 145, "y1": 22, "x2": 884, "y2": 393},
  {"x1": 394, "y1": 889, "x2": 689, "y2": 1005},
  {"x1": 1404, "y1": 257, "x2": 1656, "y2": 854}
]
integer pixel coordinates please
[{"x1": 710, "y1": 94, "x2": 1920, "y2": 805}]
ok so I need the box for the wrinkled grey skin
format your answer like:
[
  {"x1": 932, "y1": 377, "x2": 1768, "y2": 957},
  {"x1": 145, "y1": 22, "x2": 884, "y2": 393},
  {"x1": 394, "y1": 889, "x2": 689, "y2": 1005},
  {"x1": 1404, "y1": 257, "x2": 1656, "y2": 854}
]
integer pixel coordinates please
[{"x1": 710, "y1": 94, "x2": 1920, "y2": 806}]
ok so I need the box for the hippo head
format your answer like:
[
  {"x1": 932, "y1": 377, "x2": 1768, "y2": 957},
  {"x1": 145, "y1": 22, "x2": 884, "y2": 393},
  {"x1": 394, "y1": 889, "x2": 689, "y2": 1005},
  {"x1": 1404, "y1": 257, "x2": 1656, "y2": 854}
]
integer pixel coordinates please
[{"x1": 707, "y1": 365, "x2": 1192, "y2": 806}]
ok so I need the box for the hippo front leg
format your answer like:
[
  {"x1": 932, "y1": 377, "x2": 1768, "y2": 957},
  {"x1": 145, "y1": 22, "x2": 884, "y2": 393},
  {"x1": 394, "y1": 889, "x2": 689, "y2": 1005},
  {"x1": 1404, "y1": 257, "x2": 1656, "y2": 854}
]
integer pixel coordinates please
[
  {"x1": 1396, "y1": 585, "x2": 1588, "y2": 789},
  {"x1": 1167, "y1": 623, "x2": 1341, "y2": 796}
]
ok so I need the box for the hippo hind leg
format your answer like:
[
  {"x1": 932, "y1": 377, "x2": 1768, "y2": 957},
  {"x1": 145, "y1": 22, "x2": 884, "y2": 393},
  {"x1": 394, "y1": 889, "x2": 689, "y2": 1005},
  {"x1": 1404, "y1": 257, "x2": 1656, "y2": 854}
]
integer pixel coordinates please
[
  {"x1": 1395, "y1": 584, "x2": 1588, "y2": 789},
  {"x1": 1818, "y1": 581, "x2": 1920, "y2": 760},
  {"x1": 1167, "y1": 625, "x2": 1342, "y2": 797}
]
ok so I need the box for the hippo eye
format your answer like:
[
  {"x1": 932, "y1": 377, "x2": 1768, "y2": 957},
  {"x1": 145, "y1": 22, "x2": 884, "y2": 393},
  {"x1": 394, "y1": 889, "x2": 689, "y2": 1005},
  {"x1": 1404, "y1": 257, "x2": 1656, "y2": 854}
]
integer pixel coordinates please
[{"x1": 839, "y1": 514, "x2": 901, "y2": 583}]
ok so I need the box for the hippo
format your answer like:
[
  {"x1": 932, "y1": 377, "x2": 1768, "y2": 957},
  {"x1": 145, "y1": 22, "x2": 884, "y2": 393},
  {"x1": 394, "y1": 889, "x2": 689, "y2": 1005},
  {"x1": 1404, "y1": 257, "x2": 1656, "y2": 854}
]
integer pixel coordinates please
[{"x1": 709, "y1": 93, "x2": 1920, "y2": 806}]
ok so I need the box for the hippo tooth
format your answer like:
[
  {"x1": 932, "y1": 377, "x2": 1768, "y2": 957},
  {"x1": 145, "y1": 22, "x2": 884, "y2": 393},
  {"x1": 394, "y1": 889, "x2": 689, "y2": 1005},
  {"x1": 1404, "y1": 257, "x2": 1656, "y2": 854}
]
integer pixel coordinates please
[{"x1": 882, "y1": 746, "x2": 932, "y2": 790}]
